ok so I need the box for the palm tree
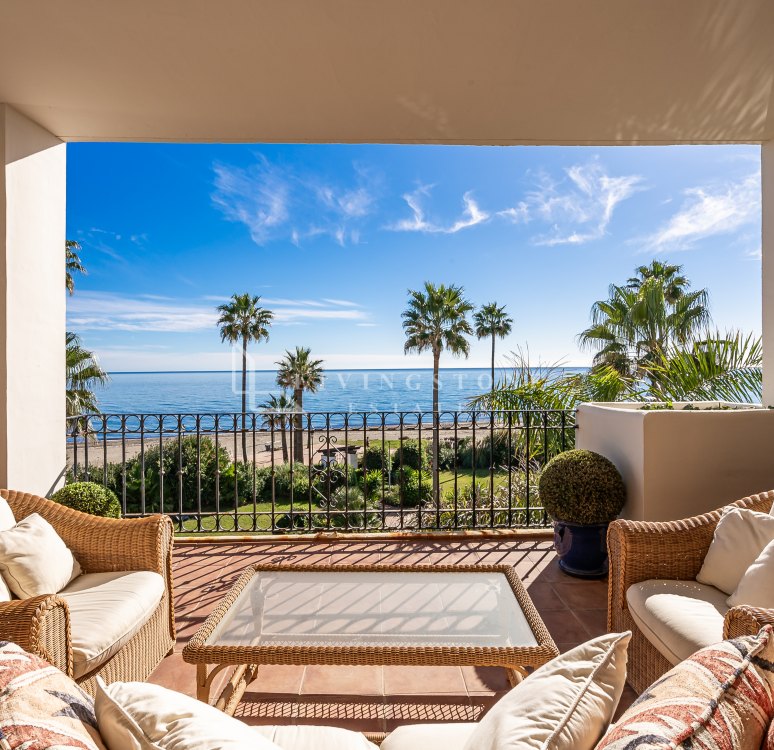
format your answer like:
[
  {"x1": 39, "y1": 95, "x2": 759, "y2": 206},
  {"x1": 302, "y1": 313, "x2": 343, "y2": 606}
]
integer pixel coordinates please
[
  {"x1": 647, "y1": 330, "x2": 762, "y2": 403},
  {"x1": 216, "y1": 294, "x2": 274, "y2": 463},
  {"x1": 259, "y1": 392, "x2": 295, "y2": 463},
  {"x1": 625, "y1": 260, "x2": 690, "y2": 304},
  {"x1": 65, "y1": 240, "x2": 86, "y2": 295},
  {"x1": 402, "y1": 282, "x2": 473, "y2": 500},
  {"x1": 276, "y1": 347, "x2": 324, "y2": 464},
  {"x1": 66, "y1": 332, "x2": 109, "y2": 426},
  {"x1": 473, "y1": 331, "x2": 761, "y2": 414},
  {"x1": 474, "y1": 302, "x2": 513, "y2": 391},
  {"x1": 579, "y1": 260, "x2": 710, "y2": 381}
]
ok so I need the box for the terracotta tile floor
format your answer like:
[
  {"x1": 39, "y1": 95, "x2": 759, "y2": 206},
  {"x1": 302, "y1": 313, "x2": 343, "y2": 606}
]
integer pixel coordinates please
[{"x1": 149, "y1": 537, "x2": 637, "y2": 734}]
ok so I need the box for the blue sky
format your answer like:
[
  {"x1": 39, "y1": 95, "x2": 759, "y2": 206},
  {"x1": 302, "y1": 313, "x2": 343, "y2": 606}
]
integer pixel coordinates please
[{"x1": 66, "y1": 143, "x2": 761, "y2": 372}]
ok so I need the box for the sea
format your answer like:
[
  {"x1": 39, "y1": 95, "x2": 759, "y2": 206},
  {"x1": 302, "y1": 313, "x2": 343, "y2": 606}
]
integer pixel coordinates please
[{"x1": 93, "y1": 368, "x2": 589, "y2": 416}]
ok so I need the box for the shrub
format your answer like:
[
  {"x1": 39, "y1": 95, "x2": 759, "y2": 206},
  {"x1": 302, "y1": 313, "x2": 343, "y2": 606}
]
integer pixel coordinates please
[
  {"x1": 274, "y1": 512, "x2": 309, "y2": 532},
  {"x1": 67, "y1": 463, "x2": 124, "y2": 498},
  {"x1": 437, "y1": 441, "x2": 458, "y2": 471},
  {"x1": 362, "y1": 444, "x2": 392, "y2": 474},
  {"x1": 392, "y1": 466, "x2": 432, "y2": 508},
  {"x1": 438, "y1": 471, "x2": 541, "y2": 528},
  {"x1": 359, "y1": 469, "x2": 384, "y2": 500},
  {"x1": 257, "y1": 463, "x2": 310, "y2": 502},
  {"x1": 310, "y1": 464, "x2": 351, "y2": 500},
  {"x1": 52, "y1": 481, "x2": 121, "y2": 518},
  {"x1": 220, "y1": 461, "x2": 269, "y2": 504},
  {"x1": 457, "y1": 432, "x2": 515, "y2": 470},
  {"x1": 313, "y1": 486, "x2": 380, "y2": 530},
  {"x1": 392, "y1": 439, "x2": 429, "y2": 471},
  {"x1": 118, "y1": 436, "x2": 234, "y2": 514},
  {"x1": 538, "y1": 449, "x2": 625, "y2": 525}
]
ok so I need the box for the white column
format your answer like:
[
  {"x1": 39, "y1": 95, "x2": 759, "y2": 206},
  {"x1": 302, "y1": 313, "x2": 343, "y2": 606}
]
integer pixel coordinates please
[
  {"x1": 763, "y1": 142, "x2": 774, "y2": 407},
  {"x1": 0, "y1": 105, "x2": 66, "y2": 495}
]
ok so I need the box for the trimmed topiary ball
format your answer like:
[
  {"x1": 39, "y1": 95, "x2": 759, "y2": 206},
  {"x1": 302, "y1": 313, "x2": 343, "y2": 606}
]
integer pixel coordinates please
[
  {"x1": 538, "y1": 449, "x2": 625, "y2": 525},
  {"x1": 51, "y1": 481, "x2": 121, "y2": 518}
]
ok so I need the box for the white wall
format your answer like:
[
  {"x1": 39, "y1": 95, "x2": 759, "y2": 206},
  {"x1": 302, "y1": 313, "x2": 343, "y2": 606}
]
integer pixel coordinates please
[
  {"x1": 763, "y1": 142, "x2": 774, "y2": 407},
  {"x1": 576, "y1": 404, "x2": 646, "y2": 519},
  {"x1": 0, "y1": 105, "x2": 66, "y2": 495},
  {"x1": 578, "y1": 403, "x2": 774, "y2": 521}
]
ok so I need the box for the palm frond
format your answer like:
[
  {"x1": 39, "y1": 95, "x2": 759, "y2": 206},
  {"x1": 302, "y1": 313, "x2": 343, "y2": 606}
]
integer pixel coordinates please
[
  {"x1": 473, "y1": 302, "x2": 513, "y2": 339},
  {"x1": 65, "y1": 240, "x2": 87, "y2": 295},
  {"x1": 647, "y1": 331, "x2": 761, "y2": 403},
  {"x1": 66, "y1": 331, "x2": 108, "y2": 417},
  {"x1": 402, "y1": 282, "x2": 473, "y2": 358}
]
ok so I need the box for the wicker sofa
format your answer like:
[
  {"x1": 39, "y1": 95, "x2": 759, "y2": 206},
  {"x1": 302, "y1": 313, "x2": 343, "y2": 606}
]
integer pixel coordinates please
[
  {"x1": 608, "y1": 489, "x2": 774, "y2": 694},
  {"x1": 0, "y1": 489, "x2": 175, "y2": 694}
]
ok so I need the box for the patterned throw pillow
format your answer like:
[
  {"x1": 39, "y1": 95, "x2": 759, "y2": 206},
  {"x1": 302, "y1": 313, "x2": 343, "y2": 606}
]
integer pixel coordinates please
[
  {"x1": 0, "y1": 641, "x2": 106, "y2": 750},
  {"x1": 596, "y1": 625, "x2": 774, "y2": 750}
]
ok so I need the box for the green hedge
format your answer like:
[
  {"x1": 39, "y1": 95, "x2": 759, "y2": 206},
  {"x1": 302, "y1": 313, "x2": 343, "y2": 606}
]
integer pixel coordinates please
[
  {"x1": 538, "y1": 449, "x2": 625, "y2": 525},
  {"x1": 51, "y1": 481, "x2": 121, "y2": 518}
]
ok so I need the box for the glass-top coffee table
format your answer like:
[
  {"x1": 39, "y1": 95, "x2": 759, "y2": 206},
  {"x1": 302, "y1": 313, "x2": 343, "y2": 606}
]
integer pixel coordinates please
[{"x1": 182, "y1": 564, "x2": 558, "y2": 714}]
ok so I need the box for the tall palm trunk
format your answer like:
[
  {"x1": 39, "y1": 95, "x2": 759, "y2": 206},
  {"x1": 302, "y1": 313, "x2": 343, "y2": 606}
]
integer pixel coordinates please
[
  {"x1": 490, "y1": 333, "x2": 496, "y2": 392},
  {"x1": 280, "y1": 418, "x2": 289, "y2": 463},
  {"x1": 241, "y1": 336, "x2": 248, "y2": 464},
  {"x1": 293, "y1": 388, "x2": 304, "y2": 464},
  {"x1": 432, "y1": 349, "x2": 440, "y2": 502}
]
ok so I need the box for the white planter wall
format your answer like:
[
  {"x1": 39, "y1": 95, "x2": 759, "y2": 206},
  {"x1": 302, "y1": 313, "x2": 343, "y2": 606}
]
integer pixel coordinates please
[{"x1": 576, "y1": 402, "x2": 774, "y2": 521}]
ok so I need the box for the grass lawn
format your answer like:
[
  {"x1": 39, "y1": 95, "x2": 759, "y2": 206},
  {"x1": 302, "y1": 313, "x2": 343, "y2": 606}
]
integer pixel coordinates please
[
  {"x1": 179, "y1": 498, "x2": 295, "y2": 532},
  {"x1": 174, "y1": 467, "x2": 526, "y2": 535},
  {"x1": 438, "y1": 468, "x2": 514, "y2": 494}
]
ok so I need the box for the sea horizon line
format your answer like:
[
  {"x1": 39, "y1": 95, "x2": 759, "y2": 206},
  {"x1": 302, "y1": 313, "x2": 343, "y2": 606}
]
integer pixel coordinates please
[{"x1": 105, "y1": 365, "x2": 591, "y2": 376}]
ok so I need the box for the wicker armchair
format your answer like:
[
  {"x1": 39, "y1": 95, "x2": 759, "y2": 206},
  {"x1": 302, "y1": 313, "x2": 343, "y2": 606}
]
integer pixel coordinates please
[
  {"x1": 0, "y1": 490, "x2": 175, "y2": 694},
  {"x1": 608, "y1": 490, "x2": 774, "y2": 694}
]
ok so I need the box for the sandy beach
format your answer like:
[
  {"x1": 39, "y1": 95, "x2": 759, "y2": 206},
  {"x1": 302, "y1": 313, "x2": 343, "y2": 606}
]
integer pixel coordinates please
[{"x1": 67, "y1": 423, "x2": 497, "y2": 469}]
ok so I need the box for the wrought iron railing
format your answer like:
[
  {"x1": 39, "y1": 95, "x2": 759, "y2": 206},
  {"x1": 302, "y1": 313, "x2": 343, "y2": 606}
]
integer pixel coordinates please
[{"x1": 66, "y1": 410, "x2": 576, "y2": 534}]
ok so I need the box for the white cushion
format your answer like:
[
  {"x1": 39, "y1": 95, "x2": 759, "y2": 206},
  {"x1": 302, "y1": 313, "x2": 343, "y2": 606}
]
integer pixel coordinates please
[
  {"x1": 0, "y1": 512, "x2": 81, "y2": 598},
  {"x1": 61, "y1": 571, "x2": 165, "y2": 678},
  {"x1": 0, "y1": 497, "x2": 15, "y2": 601},
  {"x1": 626, "y1": 579, "x2": 727, "y2": 665},
  {"x1": 253, "y1": 725, "x2": 379, "y2": 750},
  {"x1": 696, "y1": 508, "x2": 774, "y2": 595},
  {"x1": 95, "y1": 679, "x2": 283, "y2": 750},
  {"x1": 461, "y1": 632, "x2": 631, "y2": 750},
  {"x1": 380, "y1": 723, "x2": 478, "y2": 750},
  {"x1": 0, "y1": 496, "x2": 15, "y2": 530},
  {"x1": 727, "y1": 538, "x2": 774, "y2": 609}
]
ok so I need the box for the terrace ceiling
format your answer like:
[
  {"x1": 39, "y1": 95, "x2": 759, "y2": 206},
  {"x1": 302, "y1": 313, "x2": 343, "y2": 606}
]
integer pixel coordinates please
[{"x1": 1, "y1": 0, "x2": 774, "y2": 145}]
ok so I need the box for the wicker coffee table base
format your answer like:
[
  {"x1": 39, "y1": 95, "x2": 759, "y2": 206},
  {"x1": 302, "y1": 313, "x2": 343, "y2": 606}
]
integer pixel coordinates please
[
  {"x1": 197, "y1": 661, "x2": 530, "y2": 716},
  {"x1": 184, "y1": 564, "x2": 557, "y2": 718},
  {"x1": 197, "y1": 662, "x2": 260, "y2": 715}
]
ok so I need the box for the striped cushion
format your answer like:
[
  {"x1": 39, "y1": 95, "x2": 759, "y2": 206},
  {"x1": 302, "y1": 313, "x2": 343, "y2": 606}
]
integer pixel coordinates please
[
  {"x1": 0, "y1": 641, "x2": 106, "y2": 750},
  {"x1": 597, "y1": 625, "x2": 774, "y2": 750}
]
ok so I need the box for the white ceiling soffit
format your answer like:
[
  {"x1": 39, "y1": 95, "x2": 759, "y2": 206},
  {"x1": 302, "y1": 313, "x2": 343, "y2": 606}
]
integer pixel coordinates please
[{"x1": 1, "y1": 0, "x2": 773, "y2": 145}]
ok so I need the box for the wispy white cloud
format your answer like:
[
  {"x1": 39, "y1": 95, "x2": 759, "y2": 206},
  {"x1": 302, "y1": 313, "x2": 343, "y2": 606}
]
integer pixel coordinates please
[
  {"x1": 212, "y1": 157, "x2": 378, "y2": 247},
  {"x1": 68, "y1": 292, "x2": 218, "y2": 333},
  {"x1": 322, "y1": 298, "x2": 360, "y2": 307},
  {"x1": 316, "y1": 184, "x2": 373, "y2": 218},
  {"x1": 498, "y1": 202, "x2": 530, "y2": 224},
  {"x1": 212, "y1": 158, "x2": 289, "y2": 245},
  {"x1": 68, "y1": 292, "x2": 369, "y2": 333},
  {"x1": 524, "y1": 162, "x2": 643, "y2": 246},
  {"x1": 387, "y1": 184, "x2": 435, "y2": 232},
  {"x1": 75, "y1": 226, "x2": 150, "y2": 264},
  {"x1": 386, "y1": 187, "x2": 489, "y2": 234},
  {"x1": 641, "y1": 172, "x2": 760, "y2": 251}
]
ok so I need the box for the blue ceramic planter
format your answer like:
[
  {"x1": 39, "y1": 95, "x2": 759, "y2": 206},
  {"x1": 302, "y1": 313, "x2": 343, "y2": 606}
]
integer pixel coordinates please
[{"x1": 553, "y1": 520, "x2": 609, "y2": 578}]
